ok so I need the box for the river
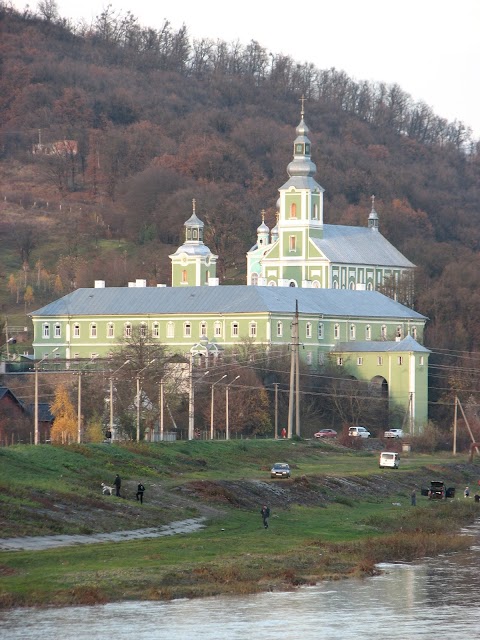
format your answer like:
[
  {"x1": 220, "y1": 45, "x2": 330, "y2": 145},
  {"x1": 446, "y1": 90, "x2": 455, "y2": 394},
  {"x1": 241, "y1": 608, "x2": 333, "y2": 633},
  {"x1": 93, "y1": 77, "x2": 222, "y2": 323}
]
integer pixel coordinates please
[{"x1": 1, "y1": 524, "x2": 479, "y2": 639}]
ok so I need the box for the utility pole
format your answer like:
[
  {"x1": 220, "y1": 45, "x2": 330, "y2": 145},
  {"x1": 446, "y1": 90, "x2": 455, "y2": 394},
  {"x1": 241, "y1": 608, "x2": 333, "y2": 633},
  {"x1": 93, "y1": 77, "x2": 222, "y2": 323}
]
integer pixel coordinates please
[
  {"x1": 453, "y1": 395, "x2": 457, "y2": 456},
  {"x1": 159, "y1": 379, "x2": 164, "y2": 441},
  {"x1": 288, "y1": 300, "x2": 300, "y2": 438},
  {"x1": 274, "y1": 382, "x2": 278, "y2": 439}
]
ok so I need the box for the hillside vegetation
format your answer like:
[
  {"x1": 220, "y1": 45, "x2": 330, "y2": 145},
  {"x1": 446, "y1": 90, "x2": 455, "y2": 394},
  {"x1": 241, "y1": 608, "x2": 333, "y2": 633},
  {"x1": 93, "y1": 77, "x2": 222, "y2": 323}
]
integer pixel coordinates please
[{"x1": 1, "y1": 2, "x2": 480, "y2": 425}]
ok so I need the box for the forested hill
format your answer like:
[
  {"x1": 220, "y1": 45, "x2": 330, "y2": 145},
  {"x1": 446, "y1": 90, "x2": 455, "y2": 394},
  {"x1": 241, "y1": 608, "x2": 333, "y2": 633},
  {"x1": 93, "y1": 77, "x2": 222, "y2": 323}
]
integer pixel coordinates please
[{"x1": 1, "y1": 1, "x2": 480, "y2": 372}]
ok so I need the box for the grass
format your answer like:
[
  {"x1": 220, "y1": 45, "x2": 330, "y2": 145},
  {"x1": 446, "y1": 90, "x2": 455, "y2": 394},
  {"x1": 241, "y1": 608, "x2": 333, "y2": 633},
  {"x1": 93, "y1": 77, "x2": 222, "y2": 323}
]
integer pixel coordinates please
[{"x1": 0, "y1": 440, "x2": 479, "y2": 607}]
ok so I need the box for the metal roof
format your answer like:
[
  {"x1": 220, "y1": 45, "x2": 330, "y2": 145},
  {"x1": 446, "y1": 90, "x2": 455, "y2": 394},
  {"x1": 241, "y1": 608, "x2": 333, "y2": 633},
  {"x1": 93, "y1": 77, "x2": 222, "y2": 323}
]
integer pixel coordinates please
[
  {"x1": 333, "y1": 336, "x2": 431, "y2": 353},
  {"x1": 312, "y1": 225, "x2": 415, "y2": 268},
  {"x1": 31, "y1": 286, "x2": 426, "y2": 321}
]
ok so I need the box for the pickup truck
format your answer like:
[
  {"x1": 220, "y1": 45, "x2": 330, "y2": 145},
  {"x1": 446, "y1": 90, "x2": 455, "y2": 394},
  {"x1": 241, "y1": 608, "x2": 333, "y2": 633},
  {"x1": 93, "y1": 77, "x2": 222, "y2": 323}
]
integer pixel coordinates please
[{"x1": 421, "y1": 481, "x2": 455, "y2": 499}]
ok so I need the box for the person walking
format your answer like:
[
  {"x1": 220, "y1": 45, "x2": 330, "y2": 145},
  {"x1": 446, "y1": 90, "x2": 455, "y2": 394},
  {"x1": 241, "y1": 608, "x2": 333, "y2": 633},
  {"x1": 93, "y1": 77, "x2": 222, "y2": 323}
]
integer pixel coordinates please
[
  {"x1": 260, "y1": 504, "x2": 270, "y2": 529},
  {"x1": 136, "y1": 482, "x2": 145, "y2": 504},
  {"x1": 113, "y1": 474, "x2": 121, "y2": 497},
  {"x1": 411, "y1": 488, "x2": 416, "y2": 506},
  {"x1": 464, "y1": 486, "x2": 470, "y2": 498}
]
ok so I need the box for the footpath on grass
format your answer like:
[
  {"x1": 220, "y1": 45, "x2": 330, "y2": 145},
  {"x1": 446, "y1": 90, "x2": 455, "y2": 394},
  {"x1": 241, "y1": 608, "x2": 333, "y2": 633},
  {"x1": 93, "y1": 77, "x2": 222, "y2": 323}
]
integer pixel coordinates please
[{"x1": 0, "y1": 517, "x2": 206, "y2": 551}]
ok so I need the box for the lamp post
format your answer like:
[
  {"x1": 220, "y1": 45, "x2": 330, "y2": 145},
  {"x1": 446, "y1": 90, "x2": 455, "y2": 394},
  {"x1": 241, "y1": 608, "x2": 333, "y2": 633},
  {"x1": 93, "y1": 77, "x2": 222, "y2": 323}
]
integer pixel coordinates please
[
  {"x1": 109, "y1": 360, "x2": 130, "y2": 441},
  {"x1": 225, "y1": 376, "x2": 240, "y2": 441},
  {"x1": 210, "y1": 375, "x2": 227, "y2": 440},
  {"x1": 136, "y1": 359, "x2": 156, "y2": 442},
  {"x1": 34, "y1": 348, "x2": 58, "y2": 445}
]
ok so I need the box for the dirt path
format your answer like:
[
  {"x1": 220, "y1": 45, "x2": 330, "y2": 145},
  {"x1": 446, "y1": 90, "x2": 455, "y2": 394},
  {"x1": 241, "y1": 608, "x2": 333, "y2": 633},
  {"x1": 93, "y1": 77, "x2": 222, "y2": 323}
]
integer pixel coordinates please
[{"x1": 0, "y1": 517, "x2": 206, "y2": 551}]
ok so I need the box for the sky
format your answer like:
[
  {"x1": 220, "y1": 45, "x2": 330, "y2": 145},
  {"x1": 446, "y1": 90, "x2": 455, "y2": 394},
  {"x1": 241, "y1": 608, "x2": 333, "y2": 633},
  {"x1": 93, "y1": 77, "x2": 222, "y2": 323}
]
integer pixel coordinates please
[{"x1": 12, "y1": 0, "x2": 480, "y2": 139}]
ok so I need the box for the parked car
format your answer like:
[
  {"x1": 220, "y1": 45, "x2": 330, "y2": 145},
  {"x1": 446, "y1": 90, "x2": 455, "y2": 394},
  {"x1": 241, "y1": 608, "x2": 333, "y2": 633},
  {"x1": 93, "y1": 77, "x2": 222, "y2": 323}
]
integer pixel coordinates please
[
  {"x1": 379, "y1": 451, "x2": 400, "y2": 468},
  {"x1": 314, "y1": 429, "x2": 338, "y2": 439},
  {"x1": 348, "y1": 426, "x2": 371, "y2": 438},
  {"x1": 270, "y1": 462, "x2": 291, "y2": 478},
  {"x1": 384, "y1": 428, "x2": 404, "y2": 438},
  {"x1": 421, "y1": 480, "x2": 455, "y2": 499}
]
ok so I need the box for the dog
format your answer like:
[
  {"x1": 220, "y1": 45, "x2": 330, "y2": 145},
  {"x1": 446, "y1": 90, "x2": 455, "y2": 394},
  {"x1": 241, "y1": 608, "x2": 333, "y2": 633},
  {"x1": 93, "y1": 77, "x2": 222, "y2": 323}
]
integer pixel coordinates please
[{"x1": 101, "y1": 482, "x2": 114, "y2": 496}]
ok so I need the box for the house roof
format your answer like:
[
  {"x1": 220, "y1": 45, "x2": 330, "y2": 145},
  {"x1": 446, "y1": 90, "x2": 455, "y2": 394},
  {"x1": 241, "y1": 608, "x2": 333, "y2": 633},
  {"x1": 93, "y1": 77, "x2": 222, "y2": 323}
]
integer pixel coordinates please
[
  {"x1": 311, "y1": 225, "x2": 414, "y2": 268},
  {"x1": 333, "y1": 336, "x2": 431, "y2": 353},
  {"x1": 30, "y1": 286, "x2": 426, "y2": 321}
]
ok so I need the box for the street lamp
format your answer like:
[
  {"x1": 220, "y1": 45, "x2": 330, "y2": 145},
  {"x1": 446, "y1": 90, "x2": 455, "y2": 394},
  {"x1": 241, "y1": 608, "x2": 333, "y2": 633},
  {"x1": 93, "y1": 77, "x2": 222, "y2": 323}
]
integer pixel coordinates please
[
  {"x1": 34, "y1": 348, "x2": 58, "y2": 445},
  {"x1": 225, "y1": 376, "x2": 240, "y2": 441},
  {"x1": 136, "y1": 359, "x2": 156, "y2": 442},
  {"x1": 109, "y1": 360, "x2": 130, "y2": 441},
  {"x1": 210, "y1": 375, "x2": 227, "y2": 440}
]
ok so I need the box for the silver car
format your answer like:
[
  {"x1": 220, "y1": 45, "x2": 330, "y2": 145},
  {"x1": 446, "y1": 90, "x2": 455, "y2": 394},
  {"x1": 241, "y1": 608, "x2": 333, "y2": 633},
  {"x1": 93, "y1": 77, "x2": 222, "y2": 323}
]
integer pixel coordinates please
[
  {"x1": 271, "y1": 462, "x2": 291, "y2": 478},
  {"x1": 348, "y1": 426, "x2": 371, "y2": 438}
]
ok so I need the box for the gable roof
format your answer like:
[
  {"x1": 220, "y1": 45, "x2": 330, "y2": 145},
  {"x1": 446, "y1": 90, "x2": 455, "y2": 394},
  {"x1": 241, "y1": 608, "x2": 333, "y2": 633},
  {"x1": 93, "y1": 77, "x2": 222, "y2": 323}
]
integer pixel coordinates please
[
  {"x1": 30, "y1": 286, "x2": 426, "y2": 321},
  {"x1": 311, "y1": 225, "x2": 415, "y2": 268}
]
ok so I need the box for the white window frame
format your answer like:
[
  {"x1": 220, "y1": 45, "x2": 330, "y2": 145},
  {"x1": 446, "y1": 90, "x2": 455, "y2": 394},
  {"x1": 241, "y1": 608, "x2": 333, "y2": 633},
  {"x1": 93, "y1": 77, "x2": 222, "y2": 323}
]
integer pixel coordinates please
[
  {"x1": 350, "y1": 324, "x2": 356, "y2": 340},
  {"x1": 337, "y1": 357, "x2": 344, "y2": 366},
  {"x1": 90, "y1": 323, "x2": 97, "y2": 338},
  {"x1": 249, "y1": 322, "x2": 257, "y2": 338},
  {"x1": 306, "y1": 322, "x2": 312, "y2": 339},
  {"x1": 365, "y1": 325, "x2": 371, "y2": 340},
  {"x1": 43, "y1": 323, "x2": 50, "y2": 339},
  {"x1": 184, "y1": 322, "x2": 192, "y2": 338},
  {"x1": 318, "y1": 322, "x2": 324, "y2": 339},
  {"x1": 107, "y1": 323, "x2": 114, "y2": 338},
  {"x1": 277, "y1": 321, "x2": 283, "y2": 338},
  {"x1": 153, "y1": 322, "x2": 159, "y2": 338},
  {"x1": 357, "y1": 357, "x2": 363, "y2": 366},
  {"x1": 231, "y1": 322, "x2": 239, "y2": 337},
  {"x1": 167, "y1": 322, "x2": 174, "y2": 338},
  {"x1": 140, "y1": 323, "x2": 147, "y2": 338},
  {"x1": 214, "y1": 321, "x2": 222, "y2": 337},
  {"x1": 125, "y1": 323, "x2": 132, "y2": 338},
  {"x1": 289, "y1": 235, "x2": 296, "y2": 252},
  {"x1": 73, "y1": 323, "x2": 80, "y2": 338},
  {"x1": 334, "y1": 323, "x2": 340, "y2": 340},
  {"x1": 200, "y1": 322, "x2": 207, "y2": 337},
  {"x1": 54, "y1": 323, "x2": 61, "y2": 338}
]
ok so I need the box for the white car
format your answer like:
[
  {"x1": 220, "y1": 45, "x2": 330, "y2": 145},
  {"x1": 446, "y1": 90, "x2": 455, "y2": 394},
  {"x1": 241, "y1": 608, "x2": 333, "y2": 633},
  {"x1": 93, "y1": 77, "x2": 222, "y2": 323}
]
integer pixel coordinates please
[
  {"x1": 348, "y1": 426, "x2": 370, "y2": 438},
  {"x1": 384, "y1": 429, "x2": 404, "y2": 439}
]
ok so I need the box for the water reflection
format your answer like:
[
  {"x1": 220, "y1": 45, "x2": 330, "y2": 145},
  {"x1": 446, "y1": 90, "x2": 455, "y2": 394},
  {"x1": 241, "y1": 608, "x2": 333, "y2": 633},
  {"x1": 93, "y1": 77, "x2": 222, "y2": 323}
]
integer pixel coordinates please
[{"x1": 2, "y1": 530, "x2": 480, "y2": 639}]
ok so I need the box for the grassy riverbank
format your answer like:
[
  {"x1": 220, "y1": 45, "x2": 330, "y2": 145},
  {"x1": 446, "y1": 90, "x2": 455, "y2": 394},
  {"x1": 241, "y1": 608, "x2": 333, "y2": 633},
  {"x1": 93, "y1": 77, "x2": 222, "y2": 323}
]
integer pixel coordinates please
[{"x1": 1, "y1": 440, "x2": 479, "y2": 607}]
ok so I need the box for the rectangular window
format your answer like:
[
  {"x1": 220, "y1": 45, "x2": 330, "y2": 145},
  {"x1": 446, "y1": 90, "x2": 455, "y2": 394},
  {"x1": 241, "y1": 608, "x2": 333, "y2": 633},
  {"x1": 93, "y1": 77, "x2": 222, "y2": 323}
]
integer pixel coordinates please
[
  {"x1": 289, "y1": 236, "x2": 296, "y2": 252},
  {"x1": 318, "y1": 323, "x2": 324, "y2": 339},
  {"x1": 184, "y1": 323, "x2": 191, "y2": 338},
  {"x1": 74, "y1": 325, "x2": 80, "y2": 338},
  {"x1": 398, "y1": 356, "x2": 403, "y2": 365},
  {"x1": 337, "y1": 357, "x2": 344, "y2": 366},
  {"x1": 90, "y1": 324, "x2": 97, "y2": 338},
  {"x1": 249, "y1": 322, "x2": 257, "y2": 338},
  {"x1": 107, "y1": 324, "x2": 114, "y2": 338},
  {"x1": 153, "y1": 324, "x2": 159, "y2": 338},
  {"x1": 419, "y1": 356, "x2": 424, "y2": 366},
  {"x1": 306, "y1": 323, "x2": 312, "y2": 338},
  {"x1": 232, "y1": 323, "x2": 239, "y2": 337},
  {"x1": 377, "y1": 356, "x2": 383, "y2": 366},
  {"x1": 54, "y1": 325, "x2": 61, "y2": 338},
  {"x1": 215, "y1": 322, "x2": 222, "y2": 337},
  {"x1": 277, "y1": 322, "x2": 283, "y2": 337},
  {"x1": 125, "y1": 325, "x2": 132, "y2": 338},
  {"x1": 357, "y1": 357, "x2": 363, "y2": 365},
  {"x1": 43, "y1": 324, "x2": 50, "y2": 339}
]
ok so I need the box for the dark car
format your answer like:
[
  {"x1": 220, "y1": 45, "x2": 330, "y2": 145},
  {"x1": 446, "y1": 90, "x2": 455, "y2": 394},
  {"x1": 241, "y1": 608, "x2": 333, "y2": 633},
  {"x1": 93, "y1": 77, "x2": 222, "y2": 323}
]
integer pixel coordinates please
[
  {"x1": 421, "y1": 481, "x2": 456, "y2": 499},
  {"x1": 270, "y1": 462, "x2": 291, "y2": 479},
  {"x1": 314, "y1": 429, "x2": 338, "y2": 439}
]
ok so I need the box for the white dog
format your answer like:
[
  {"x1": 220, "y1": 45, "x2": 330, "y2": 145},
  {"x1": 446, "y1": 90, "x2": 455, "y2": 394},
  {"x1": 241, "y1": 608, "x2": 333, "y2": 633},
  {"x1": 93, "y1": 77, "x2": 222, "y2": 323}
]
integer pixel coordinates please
[{"x1": 101, "y1": 482, "x2": 114, "y2": 495}]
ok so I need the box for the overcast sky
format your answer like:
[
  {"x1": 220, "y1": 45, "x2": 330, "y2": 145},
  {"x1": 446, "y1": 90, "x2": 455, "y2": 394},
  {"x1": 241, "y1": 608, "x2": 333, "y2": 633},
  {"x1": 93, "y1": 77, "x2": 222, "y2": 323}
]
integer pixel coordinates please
[{"x1": 12, "y1": 0, "x2": 480, "y2": 139}]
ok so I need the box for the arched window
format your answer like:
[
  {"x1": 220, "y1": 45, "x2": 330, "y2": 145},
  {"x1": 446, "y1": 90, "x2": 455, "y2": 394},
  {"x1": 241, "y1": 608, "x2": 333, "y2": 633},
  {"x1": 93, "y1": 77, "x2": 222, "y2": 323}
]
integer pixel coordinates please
[
  {"x1": 312, "y1": 280, "x2": 320, "y2": 288},
  {"x1": 290, "y1": 203, "x2": 297, "y2": 218},
  {"x1": 184, "y1": 322, "x2": 191, "y2": 337},
  {"x1": 318, "y1": 322, "x2": 324, "y2": 339},
  {"x1": 107, "y1": 323, "x2": 114, "y2": 338},
  {"x1": 214, "y1": 321, "x2": 222, "y2": 337},
  {"x1": 365, "y1": 325, "x2": 371, "y2": 340},
  {"x1": 334, "y1": 323, "x2": 340, "y2": 340},
  {"x1": 73, "y1": 323, "x2": 80, "y2": 338},
  {"x1": 396, "y1": 325, "x2": 403, "y2": 339},
  {"x1": 381, "y1": 325, "x2": 387, "y2": 340},
  {"x1": 350, "y1": 324, "x2": 356, "y2": 340},
  {"x1": 411, "y1": 326, "x2": 417, "y2": 339},
  {"x1": 153, "y1": 323, "x2": 159, "y2": 338},
  {"x1": 277, "y1": 321, "x2": 283, "y2": 337},
  {"x1": 231, "y1": 322, "x2": 239, "y2": 337},
  {"x1": 200, "y1": 321, "x2": 207, "y2": 337},
  {"x1": 349, "y1": 282, "x2": 355, "y2": 290},
  {"x1": 306, "y1": 322, "x2": 312, "y2": 338},
  {"x1": 249, "y1": 322, "x2": 257, "y2": 338},
  {"x1": 268, "y1": 280, "x2": 277, "y2": 286},
  {"x1": 140, "y1": 323, "x2": 147, "y2": 338},
  {"x1": 333, "y1": 281, "x2": 339, "y2": 289},
  {"x1": 43, "y1": 323, "x2": 50, "y2": 338},
  {"x1": 125, "y1": 323, "x2": 132, "y2": 338},
  {"x1": 182, "y1": 269, "x2": 188, "y2": 283},
  {"x1": 367, "y1": 282, "x2": 373, "y2": 290},
  {"x1": 54, "y1": 323, "x2": 61, "y2": 338},
  {"x1": 90, "y1": 323, "x2": 97, "y2": 338},
  {"x1": 289, "y1": 280, "x2": 297, "y2": 287}
]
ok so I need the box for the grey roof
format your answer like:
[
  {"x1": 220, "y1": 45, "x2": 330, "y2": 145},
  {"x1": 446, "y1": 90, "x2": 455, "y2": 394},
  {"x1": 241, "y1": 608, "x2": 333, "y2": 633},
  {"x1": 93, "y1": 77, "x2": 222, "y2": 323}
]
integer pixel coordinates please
[
  {"x1": 312, "y1": 225, "x2": 414, "y2": 268},
  {"x1": 280, "y1": 176, "x2": 324, "y2": 191},
  {"x1": 31, "y1": 286, "x2": 426, "y2": 321},
  {"x1": 334, "y1": 336, "x2": 431, "y2": 353},
  {"x1": 170, "y1": 243, "x2": 214, "y2": 257}
]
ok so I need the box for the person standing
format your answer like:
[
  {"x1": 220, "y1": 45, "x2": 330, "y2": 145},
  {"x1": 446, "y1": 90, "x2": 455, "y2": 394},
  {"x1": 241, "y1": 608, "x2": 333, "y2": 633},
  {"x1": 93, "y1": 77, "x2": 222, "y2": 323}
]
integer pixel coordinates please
[
  {"x1": 114, "y1": 474, "x2": 121, "y2": 497},
  {"x1": 136, "y1": 482, "x2": 145, "y2": 504},
  {"x1": 260, "y1": 504, "x2": 270, "y2": 529},
  {"x1": 464, "y1": 486, "x2": 470, "y2": 498},
  {"x1": 281, "y1": 428, "x2": 287, "y2": 439},
  {"x1": 411, "y1": 488, "x2": 416, "y2": 506}
]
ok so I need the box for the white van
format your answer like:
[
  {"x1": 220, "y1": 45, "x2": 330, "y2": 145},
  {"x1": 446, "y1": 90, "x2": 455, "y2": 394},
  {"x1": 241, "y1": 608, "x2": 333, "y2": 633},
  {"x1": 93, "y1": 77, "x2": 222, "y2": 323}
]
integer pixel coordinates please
[{"x1": 379, "y1": 451, "x2": 400, "y2": 469}]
